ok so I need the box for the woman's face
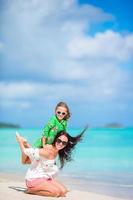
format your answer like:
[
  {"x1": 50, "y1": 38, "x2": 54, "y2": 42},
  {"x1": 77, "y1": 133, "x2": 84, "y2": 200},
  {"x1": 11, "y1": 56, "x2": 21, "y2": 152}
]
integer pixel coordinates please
[
  {"x1": 55, "y1": 135, "x2": 68, "y2": 150},
  {"x1": 55, "y1": 106, "x2": 67, "y2": 121}
]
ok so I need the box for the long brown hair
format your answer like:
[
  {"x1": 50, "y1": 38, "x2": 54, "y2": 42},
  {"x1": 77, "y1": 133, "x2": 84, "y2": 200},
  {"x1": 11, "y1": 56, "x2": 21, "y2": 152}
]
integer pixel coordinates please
[
  {"x1": 53, "y1": 126, "x2": 88, "y2": 169},
  {"x1": 55, "y1": 102, "x2": 71, "y2": 120}
]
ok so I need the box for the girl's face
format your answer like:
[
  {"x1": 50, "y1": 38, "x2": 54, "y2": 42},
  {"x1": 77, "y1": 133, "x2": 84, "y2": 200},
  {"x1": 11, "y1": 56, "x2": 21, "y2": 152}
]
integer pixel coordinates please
[
  {"x1": 55, "y1": 135, "x2": 68, "y2": 150},
  {"x1": 55, "y1": 106, "x2": 67, "y2": 121}
]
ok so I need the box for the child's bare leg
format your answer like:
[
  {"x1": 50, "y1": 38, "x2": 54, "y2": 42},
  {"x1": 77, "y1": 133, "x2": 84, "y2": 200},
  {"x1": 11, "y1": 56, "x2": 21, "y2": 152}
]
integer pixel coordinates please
[
  {"x1": 21, "y1": 141, "x2": 31, "y2": 164},
  {"x1": 16, "y1": 133, "x2": 31, "y2": 164},
  {"x1": 21, "y1": 140, "x2": 31, "y2": 164}
]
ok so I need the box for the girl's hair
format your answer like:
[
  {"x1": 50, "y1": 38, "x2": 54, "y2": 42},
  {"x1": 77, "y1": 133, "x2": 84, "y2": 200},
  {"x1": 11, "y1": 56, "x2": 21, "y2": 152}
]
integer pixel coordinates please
[
  {"x1": 53, "y1": 126, "x2": 88, "y2": 169},
  {"x1": 55, "y1": 102, "x2": 71, "y2": 120}
]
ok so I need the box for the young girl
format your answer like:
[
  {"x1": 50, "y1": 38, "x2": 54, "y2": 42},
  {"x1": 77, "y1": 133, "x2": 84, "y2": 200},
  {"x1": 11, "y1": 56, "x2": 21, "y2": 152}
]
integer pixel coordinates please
[
  {"x1": 22, "y1": 102, "x2": 70, "y2": 164},
  {"x1": 34, "y1": 102, "x2": 71, "y2": 148}
]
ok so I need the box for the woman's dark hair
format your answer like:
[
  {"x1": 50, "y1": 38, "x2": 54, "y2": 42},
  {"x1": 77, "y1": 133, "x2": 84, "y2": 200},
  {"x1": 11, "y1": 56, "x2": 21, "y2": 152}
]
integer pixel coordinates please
[
  {"x1": 53, "y1": 126, "x2": 88, "y2": 169},
  {"x1": 55, "y1": 102, "x2": 71, "y2": 120}
]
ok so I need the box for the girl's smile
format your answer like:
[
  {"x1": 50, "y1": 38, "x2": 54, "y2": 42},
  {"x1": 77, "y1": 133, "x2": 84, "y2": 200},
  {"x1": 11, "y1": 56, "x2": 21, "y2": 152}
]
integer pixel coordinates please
[{"x1": 56, "y1": 106, "x2": 67, "y2": 121}]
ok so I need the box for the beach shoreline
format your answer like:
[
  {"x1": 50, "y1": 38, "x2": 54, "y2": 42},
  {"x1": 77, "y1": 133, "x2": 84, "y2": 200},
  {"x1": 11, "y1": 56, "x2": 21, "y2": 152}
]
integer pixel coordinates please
[{"x1": 0, "y1": 172, "x2": 129, "y2": 200}]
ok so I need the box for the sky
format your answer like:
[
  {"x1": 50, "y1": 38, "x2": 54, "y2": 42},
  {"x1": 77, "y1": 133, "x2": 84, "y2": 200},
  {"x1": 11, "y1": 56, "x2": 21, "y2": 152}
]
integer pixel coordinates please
[{"x1": 0, "y1": 0, "x2": 133, "y2": 128}]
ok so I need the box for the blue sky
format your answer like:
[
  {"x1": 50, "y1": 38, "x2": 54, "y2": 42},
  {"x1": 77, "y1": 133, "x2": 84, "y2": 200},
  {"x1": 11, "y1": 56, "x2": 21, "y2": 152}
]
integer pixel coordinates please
[
  {"x1": 0, "y1": 0, "x2": 133, "y2": 128},
  {"x1": 80, "y1": 0, "x2": 133, "y2": 31}
]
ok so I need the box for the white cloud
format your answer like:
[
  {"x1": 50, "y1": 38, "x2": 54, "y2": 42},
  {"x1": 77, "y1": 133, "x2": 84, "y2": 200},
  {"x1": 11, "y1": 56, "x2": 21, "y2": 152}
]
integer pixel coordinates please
[
  {"x1": 67, "y1": 30, "x2": 133, "y2": 61},
  {"x1": 1, "y1": 0, "x2": 114, "y2": 76},
  {"x1": 0, "y1": 82, "x2": 35, "y2": 100},
  {"x1": 1, "y1": 0, "x2": 133, "y2": 118},
  {"x1": 0, "y1": 65, "x2": 132, "y2": 109},
  {"x1": 0, "y1": 100, "x2": 30, "y2": 109}
]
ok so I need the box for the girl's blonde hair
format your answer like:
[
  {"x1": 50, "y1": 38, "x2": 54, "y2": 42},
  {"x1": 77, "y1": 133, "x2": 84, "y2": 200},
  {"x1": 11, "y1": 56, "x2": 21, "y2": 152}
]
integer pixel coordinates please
[{"x1": 55, "y1": 102, "x2": 71, "y2": 120}]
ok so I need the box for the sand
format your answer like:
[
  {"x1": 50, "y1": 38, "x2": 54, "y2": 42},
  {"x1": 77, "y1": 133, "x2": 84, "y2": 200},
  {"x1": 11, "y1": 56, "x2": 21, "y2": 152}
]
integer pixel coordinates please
[{"x1": 0, "y1": 173, "x2": 126, "y2": 200}]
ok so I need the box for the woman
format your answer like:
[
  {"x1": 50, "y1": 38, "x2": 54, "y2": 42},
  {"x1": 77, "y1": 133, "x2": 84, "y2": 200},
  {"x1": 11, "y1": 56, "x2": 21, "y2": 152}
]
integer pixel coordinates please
[{"x1": 16, "y1": 128, "x2": 87, "y2": 197}]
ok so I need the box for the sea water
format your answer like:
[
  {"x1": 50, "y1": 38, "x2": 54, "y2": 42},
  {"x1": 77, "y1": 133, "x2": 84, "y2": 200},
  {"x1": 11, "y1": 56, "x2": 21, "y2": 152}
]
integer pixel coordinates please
[{"x1": 0, "y1": 128, "x2": 133, "y2": 198}]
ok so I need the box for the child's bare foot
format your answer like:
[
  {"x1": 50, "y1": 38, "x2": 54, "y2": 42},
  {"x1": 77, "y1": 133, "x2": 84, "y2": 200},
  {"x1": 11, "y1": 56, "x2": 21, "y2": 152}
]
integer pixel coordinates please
[
  {"x1": 16, "y1": 132, "x2": 30, "y2": 148},
  {"x1": 16, "y1": 132, "x2": 22, "y2": 143},
  {"x1": 16, "y1": 132, "x2": 27, "y2": 143}
]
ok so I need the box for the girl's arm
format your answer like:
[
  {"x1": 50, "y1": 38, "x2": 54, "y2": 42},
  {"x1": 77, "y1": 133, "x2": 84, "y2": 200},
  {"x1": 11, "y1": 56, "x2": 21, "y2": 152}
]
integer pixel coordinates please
[
  {"x1": 42, "y1": 116, "x2": 56, "y2": 141},
  {"x1": 41, "y1": 116, "x2": 56, "y2": 147},
  {"x1": 42, "y1": 137, "x2": 46, "y2": 148},
  {"x1": 63, "y1": 120, "x2": 67, "y2": 131}
]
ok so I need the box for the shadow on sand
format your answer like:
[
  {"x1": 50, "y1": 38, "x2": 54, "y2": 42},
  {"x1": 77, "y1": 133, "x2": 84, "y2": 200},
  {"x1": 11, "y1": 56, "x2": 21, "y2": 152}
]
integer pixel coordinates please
[{"x1": 9, "y1": 186, "x2": 27, "y2": 193}]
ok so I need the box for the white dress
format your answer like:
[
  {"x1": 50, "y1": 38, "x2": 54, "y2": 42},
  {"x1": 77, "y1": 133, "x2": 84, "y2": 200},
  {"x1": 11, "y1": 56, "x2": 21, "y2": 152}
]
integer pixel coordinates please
[{"x1": 23, "y1": 148, "x2": 58, "y2": 181}]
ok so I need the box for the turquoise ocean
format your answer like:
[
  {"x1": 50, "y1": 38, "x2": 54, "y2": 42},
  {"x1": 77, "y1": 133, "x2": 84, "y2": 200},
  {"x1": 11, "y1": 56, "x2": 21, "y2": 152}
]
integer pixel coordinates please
[{"x1": 0, "y1": 127, "x2": 133, "y2": 199}]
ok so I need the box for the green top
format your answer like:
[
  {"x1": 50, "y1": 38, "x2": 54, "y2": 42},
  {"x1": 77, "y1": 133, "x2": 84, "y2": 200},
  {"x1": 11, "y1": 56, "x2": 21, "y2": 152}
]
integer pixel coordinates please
[{"x1": 33, "y1": 115, "x2": 67, "y2": 147}]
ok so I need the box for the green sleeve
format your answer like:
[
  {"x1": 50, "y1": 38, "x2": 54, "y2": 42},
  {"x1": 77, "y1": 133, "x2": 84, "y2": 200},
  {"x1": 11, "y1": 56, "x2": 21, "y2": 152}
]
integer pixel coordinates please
[
  {"x1": 42, "y1": 116, "x2": 56, "y2": 138},
  {"x1": 63, "y1": 120, "x2": 67, "y2": 131}
]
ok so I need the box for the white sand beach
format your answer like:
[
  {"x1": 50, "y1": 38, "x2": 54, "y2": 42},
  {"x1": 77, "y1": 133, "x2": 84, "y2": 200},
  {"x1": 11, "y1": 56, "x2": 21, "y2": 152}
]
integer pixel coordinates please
[{"x1": 0, "y1": 173, "x2": 125, "y2": 200}]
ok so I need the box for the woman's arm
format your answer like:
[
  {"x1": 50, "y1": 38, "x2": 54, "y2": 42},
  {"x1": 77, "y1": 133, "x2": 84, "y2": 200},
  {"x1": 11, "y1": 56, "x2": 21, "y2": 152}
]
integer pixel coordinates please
[
  {"x1": 16, "y1": 133, "x2": 56, "y2": 160},
  {"x1": 16, "y1": 133, "x2": 40, "y2": 162}
]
